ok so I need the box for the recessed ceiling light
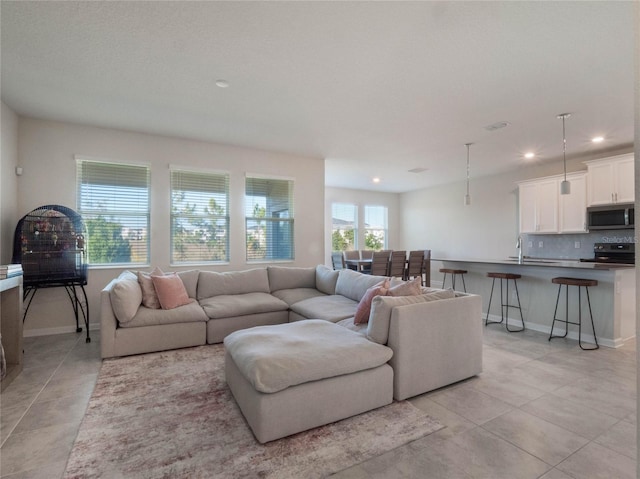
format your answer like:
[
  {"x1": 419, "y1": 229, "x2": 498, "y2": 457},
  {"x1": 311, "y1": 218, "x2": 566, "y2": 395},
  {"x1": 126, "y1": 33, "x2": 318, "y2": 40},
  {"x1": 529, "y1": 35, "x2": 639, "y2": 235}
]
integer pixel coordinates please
[
  {"x1": 372, "y1": 177, "x2": 381, "y2": 184},
  {"x1": 484, "y1": 121, "x2": 510, "y2": 132},
  {"x1": 524, "y1": 152, "x2": 535, "y2": 159},
  {"x1": 215, "y1": 79, "x2": 229, "y2": 88},
  {"x1": 592, "y1": 136, "x2": 604, "y2": 143}
]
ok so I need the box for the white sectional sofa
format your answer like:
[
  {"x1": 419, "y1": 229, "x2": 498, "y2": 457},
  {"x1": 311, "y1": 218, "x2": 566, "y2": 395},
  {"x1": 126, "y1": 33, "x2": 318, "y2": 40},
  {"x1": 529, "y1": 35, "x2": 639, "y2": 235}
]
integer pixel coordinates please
[{"x1": 101, "y1": 265, "x2": 483, "y2": 400}]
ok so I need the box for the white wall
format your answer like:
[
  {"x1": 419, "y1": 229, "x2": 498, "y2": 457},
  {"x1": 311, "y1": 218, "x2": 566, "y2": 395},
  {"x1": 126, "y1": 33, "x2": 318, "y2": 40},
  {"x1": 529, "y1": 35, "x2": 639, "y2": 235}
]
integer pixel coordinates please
[
  {"x1": 1, "y1": 102, "x2": 19, "y2": 265},
  {"x1": 17, "y1": 117, "x2": 325, "y2": 335},
  {"x1": 324, "y1": 187, "x2": 400, "y2": 264}
]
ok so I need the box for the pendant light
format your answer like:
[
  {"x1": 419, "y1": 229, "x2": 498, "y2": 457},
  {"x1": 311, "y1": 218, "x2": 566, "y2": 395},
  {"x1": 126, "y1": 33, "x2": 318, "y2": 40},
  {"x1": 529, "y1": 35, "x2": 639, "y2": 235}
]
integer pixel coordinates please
[
  {"x1": 464, "y1": 143, "x2": 472, "y2": 206},
  {"x1": 557, "y1": 113, "x2": 571, "y2": 195}
]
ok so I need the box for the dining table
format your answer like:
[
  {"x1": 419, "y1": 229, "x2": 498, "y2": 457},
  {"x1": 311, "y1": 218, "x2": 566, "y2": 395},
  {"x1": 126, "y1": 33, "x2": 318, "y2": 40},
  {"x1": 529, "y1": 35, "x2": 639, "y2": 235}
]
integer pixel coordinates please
[{"x1": 344, "y1": 258, "x2": 372, "y2": 272}]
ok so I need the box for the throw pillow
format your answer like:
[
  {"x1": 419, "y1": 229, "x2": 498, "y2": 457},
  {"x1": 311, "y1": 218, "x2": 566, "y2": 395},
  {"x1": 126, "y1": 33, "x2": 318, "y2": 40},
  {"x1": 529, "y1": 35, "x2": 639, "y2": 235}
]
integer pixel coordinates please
[
  {"x1": 110, "y1": 278, "x2": 143, "y2": 324},
  {"x1": 138, "y1": 266, "x2": 163, "y2": 309},
  {"x1": 388, "y1": 277, "x2": 422, "y2": 297},
  {"x1": 354, "y1": 279, "x2": 390, "y2": 324},
  {"x1": 151, "y1": 273, "x2": 193, "y2": 310}
]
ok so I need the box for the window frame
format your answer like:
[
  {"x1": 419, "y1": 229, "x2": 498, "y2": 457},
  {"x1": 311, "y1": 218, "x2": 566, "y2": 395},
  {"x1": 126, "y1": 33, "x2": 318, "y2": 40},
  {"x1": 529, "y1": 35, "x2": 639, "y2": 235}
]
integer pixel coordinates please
[
  {"x1": 76, "y1": 157, "x2": 151, "y2": 267},
  {"x1": 364, "y1": 205, "x2": 388, "y2": 251},
  {"x1": 331, "y1": 202, "x2": 358, "y2": 252},
  {"x1": 244, "y1": 174, "x2": 295, "y2": 263},
  {"x1": 170, "y1": 166, "x2": 230, "y2": 265}
]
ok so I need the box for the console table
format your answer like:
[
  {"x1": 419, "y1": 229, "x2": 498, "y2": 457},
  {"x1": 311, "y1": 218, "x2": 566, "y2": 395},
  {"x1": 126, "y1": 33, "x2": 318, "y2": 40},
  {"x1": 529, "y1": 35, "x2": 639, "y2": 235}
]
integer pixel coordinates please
[{"x1": 1, "y1": 275, "x2": 24, "y2": 391}]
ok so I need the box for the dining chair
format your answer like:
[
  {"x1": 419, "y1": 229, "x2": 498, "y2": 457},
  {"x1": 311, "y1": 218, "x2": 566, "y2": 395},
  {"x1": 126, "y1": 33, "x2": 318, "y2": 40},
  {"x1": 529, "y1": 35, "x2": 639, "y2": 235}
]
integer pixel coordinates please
[
  {"x1": 343, "y1": 250, "x2": 360, "y2": 271},
  {"x1": 388, "y1": 250, "x2": 407, "y2": 278},
  {"x1": 331, "y1": 252, "x2": 346, "y2": 270},
  {"x1": 423, "y1": 250, "x2": 431, "y2": 287},
  {"x1": 360, "y1": 250, "x2": 374, "y2": 260},
  {"x1": 370, "y1": 251, "x2": 390, "y2": 276},
  {"x1": 406, "y1": 250, "x2": 426, "y2": 284}
]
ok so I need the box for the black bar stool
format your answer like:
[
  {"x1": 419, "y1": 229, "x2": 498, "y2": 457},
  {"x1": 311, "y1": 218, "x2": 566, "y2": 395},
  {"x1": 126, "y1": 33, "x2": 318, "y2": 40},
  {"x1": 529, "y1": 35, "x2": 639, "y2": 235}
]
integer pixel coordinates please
[
  {"x1": 439, "y1": 268, "x2": 467, "y2": 292},
  {"x1": 485, "y1": 272, "x2": 524, "y2": 332},
  {"x1": 549, "y1": 277, "x2": 599, "y2": 350}
]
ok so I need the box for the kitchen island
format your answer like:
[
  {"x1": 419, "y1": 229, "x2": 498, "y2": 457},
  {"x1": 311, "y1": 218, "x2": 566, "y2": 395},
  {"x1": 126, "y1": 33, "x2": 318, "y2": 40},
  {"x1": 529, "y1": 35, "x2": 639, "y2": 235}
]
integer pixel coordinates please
[{"x1": 433, "y1": 258, "x2": 634, "y2": 348}]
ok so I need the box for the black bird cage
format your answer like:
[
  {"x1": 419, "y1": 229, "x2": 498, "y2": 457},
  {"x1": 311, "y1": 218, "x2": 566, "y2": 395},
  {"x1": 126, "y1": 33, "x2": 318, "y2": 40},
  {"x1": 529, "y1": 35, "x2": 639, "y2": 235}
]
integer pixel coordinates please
[{"x1": 13, "y1": 205, "x2": 87, "y2": 286}]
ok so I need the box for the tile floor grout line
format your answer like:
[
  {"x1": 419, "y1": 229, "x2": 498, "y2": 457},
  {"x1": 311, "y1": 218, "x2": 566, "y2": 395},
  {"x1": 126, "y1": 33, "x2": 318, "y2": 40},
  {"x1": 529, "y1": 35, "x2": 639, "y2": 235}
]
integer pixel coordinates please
[{"x1": 0, "y1": 334, "x2": 83, "y2": 449}]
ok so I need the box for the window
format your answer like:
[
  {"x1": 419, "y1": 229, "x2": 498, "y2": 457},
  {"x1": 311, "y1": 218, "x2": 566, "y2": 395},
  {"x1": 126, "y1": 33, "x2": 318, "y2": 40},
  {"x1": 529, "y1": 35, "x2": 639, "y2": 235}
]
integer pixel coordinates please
[
  {"x1": 331, "y1": 203, "x2": 357, "y2": 251},
  {"x1": 364, "y1": 205, "x2": 388, "y2": 251},
  {"x1": 245, "y1": 176, "x2": 294, "y2": 261},
  {"x1": 76, "y1": 159, "x2": 150, "y2": 265},
  {"x1": 170, "y1": 168, "x2": 230, "y2": 264}
]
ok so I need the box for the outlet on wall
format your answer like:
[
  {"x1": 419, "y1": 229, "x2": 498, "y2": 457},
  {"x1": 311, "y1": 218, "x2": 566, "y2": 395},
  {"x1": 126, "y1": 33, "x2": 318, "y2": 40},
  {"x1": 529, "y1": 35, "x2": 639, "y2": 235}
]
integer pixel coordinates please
[
  {"x1": 538, "y1": 241, "x2": 543, "y2": 248},
  {"x1": 527, "y1": 241, "x2": 533, "y2": 248},
  {"x1": 574, "y1": 241, "x2": 581, "y2": 249}
]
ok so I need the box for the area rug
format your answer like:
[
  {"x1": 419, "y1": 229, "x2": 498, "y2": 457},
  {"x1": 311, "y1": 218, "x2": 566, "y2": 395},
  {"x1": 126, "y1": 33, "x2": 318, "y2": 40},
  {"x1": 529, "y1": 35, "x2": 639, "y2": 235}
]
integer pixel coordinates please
[{"x1": 64, "y1": 344, "x2": 443, "y2": 479}]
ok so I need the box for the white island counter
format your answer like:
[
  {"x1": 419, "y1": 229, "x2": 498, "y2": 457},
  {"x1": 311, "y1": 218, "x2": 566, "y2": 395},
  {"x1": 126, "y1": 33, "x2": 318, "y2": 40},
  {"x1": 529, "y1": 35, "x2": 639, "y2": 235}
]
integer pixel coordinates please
[{"x1": 433, "y1": 258, "x2": 634, "y2": 348}]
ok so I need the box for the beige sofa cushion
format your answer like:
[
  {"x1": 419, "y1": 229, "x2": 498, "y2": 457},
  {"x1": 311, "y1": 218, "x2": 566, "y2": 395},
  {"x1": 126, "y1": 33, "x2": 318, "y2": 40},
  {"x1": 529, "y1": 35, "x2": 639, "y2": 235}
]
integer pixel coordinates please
[
  {"x1": 367, "y1": 289, "x2": 456, "y2": 344},
  {"x1": 197, "y1": 269, "x2": 270, "y2": 299},
  {"x1": 224, "y1": 320, "x2": 393, "y2": 393},
  {"x1": 271, "y1": 288, "x2": 326, "y2": 306},
  {"x1": 289, "y1": 295, "x2": 358, "y2": 322},
  {"x1": 110, "y1": 276, "x2": 143, "y2": 324},
  {"x1": 335, "y1": 269, "x2": 388, "y2": 302},
  {"x1": 137, "y1": 266, "x2": 163, "y2": 309},
  {"x1": 316, "y1": 265, "x2": 339, "y2": 295},
  {"x1": 177, "y1": 270, "x2": 200, "y2": 299},
  {"x1": 200, "y1": 292, "x2": 288, "y2": 319},
  {"x1": 120, "y1": 300, "x2": 208, "y2": 328},
  {"x1": 268, "y1": 266, "x2": 316, "y2": 292}
]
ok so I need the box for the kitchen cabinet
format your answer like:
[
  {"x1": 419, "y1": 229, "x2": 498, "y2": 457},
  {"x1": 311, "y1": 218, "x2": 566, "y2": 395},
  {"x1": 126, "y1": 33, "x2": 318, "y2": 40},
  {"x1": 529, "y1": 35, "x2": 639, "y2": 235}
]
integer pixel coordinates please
[
  {"x1": 559, "y1": 171, "x2": 588, "y2": 233},
  {"x1": 517, "y1": 177, "x2": 559, "y2": 233},
  {"x1": 584, "y1": 153, "x2": 634, "y2": 206},
  {"x1": 517, "y1": 171, "x2": 588, "y2": 234}
]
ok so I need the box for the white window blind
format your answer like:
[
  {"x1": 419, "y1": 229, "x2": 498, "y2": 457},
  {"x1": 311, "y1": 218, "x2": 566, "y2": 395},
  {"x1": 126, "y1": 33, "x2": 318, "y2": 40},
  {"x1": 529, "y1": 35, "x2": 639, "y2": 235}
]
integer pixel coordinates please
[
  {"x1": 76, "y1": 159, "x2": 150, "y2": 265},
  {"x1": 245, "y1": 176, "x2": 294, "y2": 261},
  {"x1": 364, "y1": 205, "x2": 388, "y2": 251},
  {"x1": 331, "y1": 203, "x2": 357, "y2": 251},
  {"x1": 170, "y1": 168, "x2": 229, "y2": 264}
]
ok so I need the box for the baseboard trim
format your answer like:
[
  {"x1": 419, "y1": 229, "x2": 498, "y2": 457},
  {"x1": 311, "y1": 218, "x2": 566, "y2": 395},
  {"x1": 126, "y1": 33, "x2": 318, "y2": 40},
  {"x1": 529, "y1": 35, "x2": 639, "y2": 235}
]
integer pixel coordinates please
[
  {"x1": 483, "y1": 313, "x2": 625, "y2": 348},
  {"x1": 23, "y1": 323, "x2": 100, "y2": 338}
]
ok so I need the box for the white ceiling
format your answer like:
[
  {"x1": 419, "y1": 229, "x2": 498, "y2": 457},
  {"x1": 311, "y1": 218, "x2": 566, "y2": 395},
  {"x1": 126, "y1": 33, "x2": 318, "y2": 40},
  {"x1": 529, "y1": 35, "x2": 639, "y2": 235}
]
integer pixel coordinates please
[{"x1": 1, "y1": 1, "x2": 635, "y2": 193}]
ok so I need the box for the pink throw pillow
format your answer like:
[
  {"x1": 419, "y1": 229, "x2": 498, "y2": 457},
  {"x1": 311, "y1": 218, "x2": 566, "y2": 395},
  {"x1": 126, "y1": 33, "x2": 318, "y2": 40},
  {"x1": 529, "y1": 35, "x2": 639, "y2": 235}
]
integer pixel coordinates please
[
  {"x1": 388, "y1": 277, "x2": 422, "y2": 297},
  {"x1": 151, "y1": 273, "x2": 192, "y2": 310},
  {"x1": 354, "y1": 280, "x2": 390, "y2": 324},
  {"x1": 138, "y1": 266, "x2": 164, "y2": 309}
]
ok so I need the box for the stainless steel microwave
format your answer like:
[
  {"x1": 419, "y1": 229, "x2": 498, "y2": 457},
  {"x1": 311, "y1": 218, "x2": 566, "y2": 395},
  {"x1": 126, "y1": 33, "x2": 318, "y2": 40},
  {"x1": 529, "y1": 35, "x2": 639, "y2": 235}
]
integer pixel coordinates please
[{"x1": 587, "y1": 203, "x2": 635, "y2": 230}]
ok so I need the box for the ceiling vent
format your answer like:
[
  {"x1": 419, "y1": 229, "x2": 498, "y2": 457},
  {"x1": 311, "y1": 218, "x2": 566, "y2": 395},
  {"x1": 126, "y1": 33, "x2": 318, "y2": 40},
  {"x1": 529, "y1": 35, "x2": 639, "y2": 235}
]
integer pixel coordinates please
[
  {"x1": 484, "y1": 121, "x2": 510, "y2": 132},
  {"x1": 408, "y1": 167, "x2": 429, "y2": 173}
]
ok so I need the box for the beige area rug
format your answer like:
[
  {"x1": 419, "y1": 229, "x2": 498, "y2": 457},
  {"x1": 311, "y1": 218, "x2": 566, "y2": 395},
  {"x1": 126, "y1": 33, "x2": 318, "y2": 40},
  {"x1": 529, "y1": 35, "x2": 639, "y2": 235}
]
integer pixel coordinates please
[{"x1": 64, "y1": 344, "x2": 443, "y2": 479}]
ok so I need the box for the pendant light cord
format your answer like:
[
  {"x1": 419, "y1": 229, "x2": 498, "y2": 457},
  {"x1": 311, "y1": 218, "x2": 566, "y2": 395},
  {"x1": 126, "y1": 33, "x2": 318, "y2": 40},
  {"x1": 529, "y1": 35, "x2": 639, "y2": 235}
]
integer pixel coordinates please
[{"x1": 562, "y1": 115, "x2": 567, "y2": 181}]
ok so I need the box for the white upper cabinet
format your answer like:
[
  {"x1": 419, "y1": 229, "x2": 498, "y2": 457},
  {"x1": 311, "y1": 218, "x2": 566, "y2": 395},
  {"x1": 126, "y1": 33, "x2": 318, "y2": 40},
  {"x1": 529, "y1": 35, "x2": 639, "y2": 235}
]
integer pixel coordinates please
[
  {"x1": 517, "y1": 171, "x2": 588, "y2": 234},
  {"x1": 584, "y1": 154, "x2": 634, "y2": 205},
  {"x1": 559, "y1": 171, "x2": 588, "y2": 233},
  {"x1": 517, "y1": 177, "x2": 559, "y2": 234}
]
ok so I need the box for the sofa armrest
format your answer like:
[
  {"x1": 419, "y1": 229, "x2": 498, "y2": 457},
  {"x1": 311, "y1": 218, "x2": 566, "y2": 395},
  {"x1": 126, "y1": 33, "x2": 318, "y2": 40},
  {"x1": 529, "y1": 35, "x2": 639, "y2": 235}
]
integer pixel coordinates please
[
  {"x1": 100, "y1": 279, "x2": 119, "y2": 359},
  {"x1": 387, "y1": 294, "x2": 482, "y2": 400}
]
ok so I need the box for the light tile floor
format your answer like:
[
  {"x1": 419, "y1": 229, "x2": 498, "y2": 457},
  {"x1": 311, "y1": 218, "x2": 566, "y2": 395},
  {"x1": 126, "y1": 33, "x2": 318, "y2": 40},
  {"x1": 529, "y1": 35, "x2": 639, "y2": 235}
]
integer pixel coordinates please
[{"x1": 0, "y1": 326, "x2": 636, "y2": 478}]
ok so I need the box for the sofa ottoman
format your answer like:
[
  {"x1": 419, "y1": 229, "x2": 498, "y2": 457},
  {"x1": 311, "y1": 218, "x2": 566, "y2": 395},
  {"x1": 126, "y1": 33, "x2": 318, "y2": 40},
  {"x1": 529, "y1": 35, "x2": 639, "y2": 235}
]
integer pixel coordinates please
[{"x1": 223, "y1": 320, "x2": 394, "y2": 443}]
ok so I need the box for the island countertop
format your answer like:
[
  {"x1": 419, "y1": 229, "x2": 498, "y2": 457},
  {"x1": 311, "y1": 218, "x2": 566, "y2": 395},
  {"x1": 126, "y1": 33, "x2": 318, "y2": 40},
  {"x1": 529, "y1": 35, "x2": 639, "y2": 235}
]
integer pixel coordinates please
[{"x1": 434, "y1": 257, "x2": 634, "y2": 270}]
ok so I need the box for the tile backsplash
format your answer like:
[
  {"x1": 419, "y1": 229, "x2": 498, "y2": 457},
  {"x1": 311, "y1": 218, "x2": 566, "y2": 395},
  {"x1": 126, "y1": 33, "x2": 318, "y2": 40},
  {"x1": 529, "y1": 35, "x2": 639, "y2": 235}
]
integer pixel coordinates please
[{"x1": 522, "y1": 229, "x2": 636, "y2": 260}]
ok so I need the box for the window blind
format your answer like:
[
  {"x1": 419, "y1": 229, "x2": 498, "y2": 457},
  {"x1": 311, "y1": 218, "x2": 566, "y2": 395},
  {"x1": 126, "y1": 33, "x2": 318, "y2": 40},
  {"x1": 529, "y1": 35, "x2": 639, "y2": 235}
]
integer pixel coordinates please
[
  {"x1": 171, "y1": 168, "x2": 229, "y2": 263},
  {"x1": 245, "y1": 176, "x2": 294, "y2": 261},
  {"x1": 76, "y1": 159, "x2": 150, "y2": 265}
]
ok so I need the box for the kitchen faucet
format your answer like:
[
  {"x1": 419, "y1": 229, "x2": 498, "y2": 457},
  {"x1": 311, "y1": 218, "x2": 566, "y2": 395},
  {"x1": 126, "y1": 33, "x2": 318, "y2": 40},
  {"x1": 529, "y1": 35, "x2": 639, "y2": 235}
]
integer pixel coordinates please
[{"x1": 516, "y1": 235, "x2": 523, "y2": 263}]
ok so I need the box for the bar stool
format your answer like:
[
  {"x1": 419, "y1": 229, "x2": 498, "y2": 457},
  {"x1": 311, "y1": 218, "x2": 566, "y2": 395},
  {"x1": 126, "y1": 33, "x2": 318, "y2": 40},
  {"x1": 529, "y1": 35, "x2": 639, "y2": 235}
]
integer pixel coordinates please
[
  {"x1": 485, "y1": 272, "x2": 524, "y2": 332},
  {"x1": 549, "y1": 277, "x2": 599, "y2": 350},
  {"x1": 439, "y1": 268, "x2": 467, "y2": 292}
]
